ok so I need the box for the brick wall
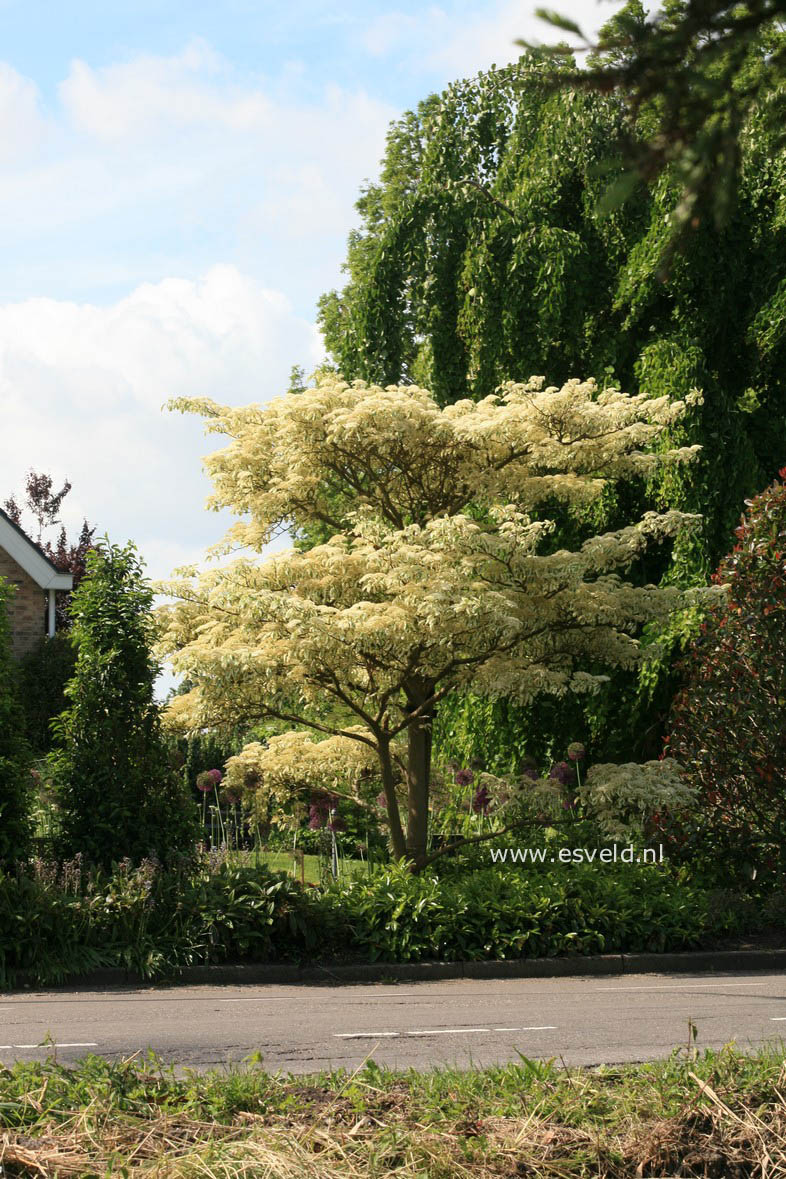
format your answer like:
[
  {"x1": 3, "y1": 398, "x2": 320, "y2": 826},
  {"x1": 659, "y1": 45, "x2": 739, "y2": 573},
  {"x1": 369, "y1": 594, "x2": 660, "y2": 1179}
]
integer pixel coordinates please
[{"x1": 0, "y1": 548, "x2": 46, "y2": 659}]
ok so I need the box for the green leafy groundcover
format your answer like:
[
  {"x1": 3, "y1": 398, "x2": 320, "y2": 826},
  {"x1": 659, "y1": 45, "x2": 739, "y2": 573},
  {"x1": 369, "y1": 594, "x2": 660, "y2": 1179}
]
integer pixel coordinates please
[{"x1": 0, "y1": 858, "x2": 780, "y2": 988}]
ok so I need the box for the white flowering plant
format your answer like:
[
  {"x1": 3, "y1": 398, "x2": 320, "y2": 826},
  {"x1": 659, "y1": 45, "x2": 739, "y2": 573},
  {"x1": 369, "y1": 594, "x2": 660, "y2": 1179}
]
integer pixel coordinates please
[{"x1": 579, "y1": 759, "x2": 697, "y2": 840}]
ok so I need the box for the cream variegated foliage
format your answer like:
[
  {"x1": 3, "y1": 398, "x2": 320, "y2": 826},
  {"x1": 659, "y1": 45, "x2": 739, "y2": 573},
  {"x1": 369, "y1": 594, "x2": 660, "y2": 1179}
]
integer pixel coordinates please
[
  {"x1": 168, "y1": 376, "x2": 701, "y2": 548},
  {"x1": 160, "y1": 374, "x2": 705, "y2": 864},
  {"x1": 580, "y1": 760, "x2": 697, "y2": 839},
  {"x1": 223, "y1": 729, "x2": 404, "y2": 826}
]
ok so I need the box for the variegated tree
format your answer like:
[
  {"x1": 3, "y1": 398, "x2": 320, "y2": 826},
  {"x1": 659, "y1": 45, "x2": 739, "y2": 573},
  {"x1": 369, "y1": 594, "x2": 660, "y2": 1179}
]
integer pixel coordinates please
[{"x1": 158, "y1": 375, "x2": 704, "y2": 867}]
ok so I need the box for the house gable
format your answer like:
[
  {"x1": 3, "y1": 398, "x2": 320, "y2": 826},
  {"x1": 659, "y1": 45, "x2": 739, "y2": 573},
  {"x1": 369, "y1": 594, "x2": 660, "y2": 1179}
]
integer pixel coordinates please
[{"x1": 0, "y1": 509, "x2": 74, "y2": 659}]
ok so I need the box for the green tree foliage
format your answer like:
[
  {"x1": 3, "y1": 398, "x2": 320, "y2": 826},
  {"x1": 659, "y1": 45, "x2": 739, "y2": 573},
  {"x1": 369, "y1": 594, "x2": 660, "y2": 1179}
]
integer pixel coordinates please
[
  {"x1": 318, "y1": 48, "x2": 786, "y2": 763},
  {"x1": 534, "y1": 0, "x2": 786, "y2": 250},
  {"x1": 0, "y1": 580, "x2": 32, "y2": 864},
  {"x1": 664, "y1": 468, "x2": 786, "y2": 877},
  {"x1": 19, "y1": 634, "x2": 77, "y2": 754},
  {"x1": 51, "y1": 541, "x2": 196, "y2": 868}
]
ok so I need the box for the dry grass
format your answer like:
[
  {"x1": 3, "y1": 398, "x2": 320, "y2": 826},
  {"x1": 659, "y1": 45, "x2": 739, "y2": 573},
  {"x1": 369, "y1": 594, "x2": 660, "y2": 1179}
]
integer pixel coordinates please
[{"x1": 3, "y1": 1053, "x2": 786, "y2": 1177}]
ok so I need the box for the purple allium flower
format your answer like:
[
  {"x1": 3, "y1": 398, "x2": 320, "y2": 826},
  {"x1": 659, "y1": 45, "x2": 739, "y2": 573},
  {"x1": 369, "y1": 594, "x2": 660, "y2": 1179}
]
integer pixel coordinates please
[
  {"x1": 472, "y1": 785, "x2": 491, "y2": 814},
  {"x1": 567, "y1": 743, "x2": 585, "y2": 763},
  {"x1": 196, "y1": 771, "x2": 214, "y2": 793},
  {"x1": 308, "y1": 805, "x2": 324, "y2": 830},
  {"x1": 207, "y1": 768, "x2": 223, "y2": 784},
  {"x1": 548, "y1": 761, "x2": 573, "y2": 786},
  {"x1": 455, "y1": 769, "x2": 474, "y2": 787}
]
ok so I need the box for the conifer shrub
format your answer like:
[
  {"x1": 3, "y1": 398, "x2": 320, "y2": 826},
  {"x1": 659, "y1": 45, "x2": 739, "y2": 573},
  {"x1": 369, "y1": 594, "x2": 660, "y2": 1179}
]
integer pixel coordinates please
[{"x1": 51, "y1": 541, "x2": 196, "y2": 867}]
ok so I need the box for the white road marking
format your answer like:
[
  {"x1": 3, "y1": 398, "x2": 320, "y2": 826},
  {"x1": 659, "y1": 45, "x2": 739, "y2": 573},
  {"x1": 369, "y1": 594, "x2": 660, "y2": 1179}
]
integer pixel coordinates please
[
  {"x1": 334, "y1": 1024, "x2": 558, "y2": 1041},
  {"x1": 493, "y1": 1026, "x2": 557, "y2": 1032},
  {"x1": 4, "y1": 1042, "x2": 98, "y2": 1049},
  {"x1": 334, "y1": 1032, "x2": 400, "y2": 1039},
  {"x1": 770, "y1": 1018, "x2": 786, "y2": 1021},
  {"x1": 409, "y1": 1028, "x2": 490, "y2": 1036},
  {"x1": 219, "y1": 998, "x2": 295, "y2": 1003},
  {"x1": 595, "y1": 982, "x2": 768, "y2": 992},
  {"x1": 50, "y1": 1042, "x2": 99, "y2": 1048}
]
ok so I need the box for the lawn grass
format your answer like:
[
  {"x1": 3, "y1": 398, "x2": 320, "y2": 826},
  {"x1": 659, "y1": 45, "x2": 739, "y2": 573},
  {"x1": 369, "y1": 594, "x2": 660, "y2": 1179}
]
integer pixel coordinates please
[
  {"x1": 1, "y1": 1042, "x2": 785, "y2": 1175},
  {"x1": 230, "y1": 849, "x2": 370, "y2": 885}
]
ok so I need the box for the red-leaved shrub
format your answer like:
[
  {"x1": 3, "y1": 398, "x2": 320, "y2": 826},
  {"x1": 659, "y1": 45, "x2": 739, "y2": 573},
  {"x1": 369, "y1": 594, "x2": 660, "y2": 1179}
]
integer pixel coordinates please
[{"x1": 665, "y1": 468, "x2": 786, "y2": 876}]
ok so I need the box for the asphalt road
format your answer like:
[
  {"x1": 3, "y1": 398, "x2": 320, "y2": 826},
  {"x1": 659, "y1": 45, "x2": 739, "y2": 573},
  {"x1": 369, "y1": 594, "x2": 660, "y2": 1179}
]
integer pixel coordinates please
[{"x1": 1, "y1": 971, "x2": 785, "y2": 1073}]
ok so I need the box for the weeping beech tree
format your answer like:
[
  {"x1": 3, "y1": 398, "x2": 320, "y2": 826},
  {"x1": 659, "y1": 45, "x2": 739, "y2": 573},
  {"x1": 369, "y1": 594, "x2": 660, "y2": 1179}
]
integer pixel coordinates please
[
  {"x1": 318, "y1": 44, "x2": 786, "y2": 766},
  {"x1": 158, "y1": 374, "x2": 708, "y2": 868}
]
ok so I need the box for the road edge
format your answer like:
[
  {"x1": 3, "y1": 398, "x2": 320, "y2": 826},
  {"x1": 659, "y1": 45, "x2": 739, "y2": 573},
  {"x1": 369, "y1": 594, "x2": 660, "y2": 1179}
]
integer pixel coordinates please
[{"x1": 14, "y1": 947, "x2": 786, "y2": 992}]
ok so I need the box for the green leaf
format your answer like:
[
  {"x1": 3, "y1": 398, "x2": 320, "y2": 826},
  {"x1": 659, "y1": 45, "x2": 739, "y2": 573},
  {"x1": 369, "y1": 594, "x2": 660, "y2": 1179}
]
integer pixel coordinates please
[{"x1": 534, "y1": 9, "x2": 586, "y2": 40}]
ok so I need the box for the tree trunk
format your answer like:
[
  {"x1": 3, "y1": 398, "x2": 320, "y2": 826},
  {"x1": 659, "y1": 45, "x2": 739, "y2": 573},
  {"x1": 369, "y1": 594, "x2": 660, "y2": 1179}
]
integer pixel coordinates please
[
  {"x1": 404, "y1": 679, "x2": 435, "y2": 869},
  {"x1": 377, "y1": 736, "x2": 406, "y2": 861}
]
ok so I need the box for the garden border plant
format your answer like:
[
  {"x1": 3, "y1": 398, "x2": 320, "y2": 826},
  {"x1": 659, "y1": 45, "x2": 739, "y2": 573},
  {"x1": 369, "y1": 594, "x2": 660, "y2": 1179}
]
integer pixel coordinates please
[{"x1": 1, "y1": 852, "x2": 782, "y2": 989}]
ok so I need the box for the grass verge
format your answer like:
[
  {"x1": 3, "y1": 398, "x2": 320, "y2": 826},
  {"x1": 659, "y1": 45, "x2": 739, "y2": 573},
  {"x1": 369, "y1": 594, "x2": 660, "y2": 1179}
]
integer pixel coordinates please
[
  {"x1": 251, "y1": 852, "x2": 368, "y2": 884},
  {"x1": 1, "y1": 1042, "x2": 785, "y2": 1176}
]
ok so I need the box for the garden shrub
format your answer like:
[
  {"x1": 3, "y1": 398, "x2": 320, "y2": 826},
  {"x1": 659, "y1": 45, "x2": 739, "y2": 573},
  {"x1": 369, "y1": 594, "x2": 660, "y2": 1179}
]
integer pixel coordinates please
[
  {"x1": 0, "y1": 579, "x2": 32, "y2": 864},
  {"x1": 665, "y1": 469, "x2": 786, "y2": 877},
  {"x1": 18, "y1": 632, "x2": 77, "y2": 753},
  {"x1": 51, "y1": 541, "x2": 197, "y2": 868}
]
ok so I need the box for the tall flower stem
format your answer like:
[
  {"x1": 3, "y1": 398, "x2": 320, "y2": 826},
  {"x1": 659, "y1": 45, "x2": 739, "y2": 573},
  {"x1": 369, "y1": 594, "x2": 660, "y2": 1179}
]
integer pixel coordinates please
[{"x1": 214, "y1": 786, "x2": 227, "y2": 846}]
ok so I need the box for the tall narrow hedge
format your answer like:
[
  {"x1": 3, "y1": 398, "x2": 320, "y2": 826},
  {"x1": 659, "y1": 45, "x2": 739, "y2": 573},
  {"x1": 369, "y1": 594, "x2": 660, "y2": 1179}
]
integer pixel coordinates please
[{"x1": 51, "y1": 541, "x2": 196, "y2": 867}]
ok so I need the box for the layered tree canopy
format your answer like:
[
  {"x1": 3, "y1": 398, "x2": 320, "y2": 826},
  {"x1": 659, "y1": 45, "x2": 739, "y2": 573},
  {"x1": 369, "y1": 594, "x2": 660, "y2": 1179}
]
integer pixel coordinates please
[{"x1": 159, "y1": 375, "x2": 710, "y2": 866}]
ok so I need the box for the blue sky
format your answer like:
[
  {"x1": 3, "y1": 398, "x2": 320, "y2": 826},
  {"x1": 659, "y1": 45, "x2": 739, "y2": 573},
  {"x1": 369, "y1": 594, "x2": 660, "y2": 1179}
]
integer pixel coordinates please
[{"x1": 0, "y1": 0, "x2": 616, "y2": 583}]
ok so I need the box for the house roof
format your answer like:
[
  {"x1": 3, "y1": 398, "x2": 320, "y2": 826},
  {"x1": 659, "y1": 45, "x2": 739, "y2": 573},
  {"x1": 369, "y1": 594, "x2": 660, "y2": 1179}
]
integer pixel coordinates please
[{"x1": 0, "y1": 508, "x2": 74, "y2": 591}]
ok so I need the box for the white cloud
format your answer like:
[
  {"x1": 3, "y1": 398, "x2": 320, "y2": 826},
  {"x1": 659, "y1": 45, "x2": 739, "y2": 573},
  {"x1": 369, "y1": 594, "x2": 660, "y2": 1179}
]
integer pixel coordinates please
[
  {"x1": 245, "y1": 86, "x2": 396, "y2": 241},
  {"x1": 0, "y1": 266, "x2": 324, "y2": 580},
  {"x1": 361, "y1": 1, "x2": 617, "y2": 75},
  {"x1": 361, "y1": 10, "x2": 429, "y2": 56},
  {"x1": 0, "y1": 61, "x2": 46, "y2": 159},
  {"x1": 59, "y1": 39, "x2": 273, "y2": 140},
  {"x1": 0, "y1": 44, "x2": 396, "y2": 305}
]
